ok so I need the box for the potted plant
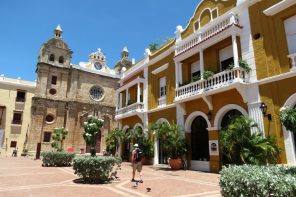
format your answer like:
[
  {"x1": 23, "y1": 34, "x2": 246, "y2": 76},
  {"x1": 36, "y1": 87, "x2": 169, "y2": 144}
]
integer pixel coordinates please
[
  {"x1": 203, "y1": 70, "x2": 215, "y2": 80},
  {"x1": 131, "y1": 127, "x2": 154, "y2": 164},
  {"x1": 140, "y1": 137, "x2": 154, "y2": 165},
  {"x1": 165, "y1": 124, "x2": 187, "y2": 170},
  {"x1": 151, "y1": 122, "x2": 187, "y2": 170},
  {"x1": 227, "y1": 59, "x2": 252, "y2": 73},
  {"x1": 106, "y1": 128, "x2": 124, "y2": 156}
]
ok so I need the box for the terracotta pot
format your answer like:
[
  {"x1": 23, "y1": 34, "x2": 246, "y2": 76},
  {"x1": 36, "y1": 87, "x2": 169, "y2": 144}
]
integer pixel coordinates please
[
  {"x1": 169, "y1": 159, "x2": 182, "y2": 170},
  {"x1": 141, "y1": 157, "x2": 152, "y2": 165}
]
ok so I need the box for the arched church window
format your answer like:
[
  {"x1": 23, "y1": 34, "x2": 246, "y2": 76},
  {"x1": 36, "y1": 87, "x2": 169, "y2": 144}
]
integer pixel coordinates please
[
  {"x1": 59, "y1": 56, "x2": 64, "y2": 64},
  {"x1": 49, "y1": 54, "x2": 55, "y2": 62}
]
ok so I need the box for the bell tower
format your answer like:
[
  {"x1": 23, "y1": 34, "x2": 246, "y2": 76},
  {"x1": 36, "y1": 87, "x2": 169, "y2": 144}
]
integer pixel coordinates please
[
  {"x1": 54, "y1": 25, "x2": 62, "y2": 39},
  {"x1": 121, "y1": 47, "x2": 129, "y2": 59},
  {"x1": 37, "y1": 25, "x2": 72, "y2": 67}
]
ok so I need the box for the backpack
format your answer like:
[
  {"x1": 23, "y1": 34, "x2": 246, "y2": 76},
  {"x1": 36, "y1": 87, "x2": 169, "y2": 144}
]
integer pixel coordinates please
[{"x1": 135, "y1": 148, "x2": 143, "y2": 162}]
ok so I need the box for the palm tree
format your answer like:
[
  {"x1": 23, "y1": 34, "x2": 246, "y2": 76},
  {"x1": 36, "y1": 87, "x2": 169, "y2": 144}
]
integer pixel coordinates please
[
  {"x1": 220, "y1": 116, "x2": 280, "y2": 165},
  {"x1": 149, "y1": 43, "x2": 159, "y2": 52},
  {"x1": 106, "y1": 128, "x2": 124, "y2": 156}
]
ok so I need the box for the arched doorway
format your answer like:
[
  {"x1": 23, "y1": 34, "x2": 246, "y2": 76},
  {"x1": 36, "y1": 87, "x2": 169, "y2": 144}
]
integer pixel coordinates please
[
  {"x1": 220, "y1": 109, "x2": 242, "y2": 130},
  {"x1": 122, "y1": 128, "x2": 132, "y2": 161},
  {"x1": 191, "y1": 116, "x2": 209, "y2": 171},
  {"x1": 220, "y1": 109, "x2": 242, "y2": 164},
  {"x1": 154, "y1": 118, "x2": 170, "y2": 165}
]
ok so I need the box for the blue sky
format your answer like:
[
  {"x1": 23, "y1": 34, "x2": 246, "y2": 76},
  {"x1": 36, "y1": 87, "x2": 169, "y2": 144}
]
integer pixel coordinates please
[{"x1": 0, "y1": 0, "x2": 199, "y2": 81}]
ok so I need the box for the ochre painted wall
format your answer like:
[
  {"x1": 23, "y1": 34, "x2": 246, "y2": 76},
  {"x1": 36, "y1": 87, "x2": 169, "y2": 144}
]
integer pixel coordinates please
[
  {"x1": 128, "y1": 85, "x2": 137, "y2": 104},
  {"x1": 148, "y1": 52, "x2": 176, "y2": 110},
  {"x1": 249, "y1": 0, "x2": 296, "y2": 79},
  {"x1": 184, "y1": 89, "x2": 247, "y2": 128},
  {"x1": 121, "y1": 115, "x2": 143, "y2": 128},
  {"x1": 181, "y1": 0, "x2": 236, "y2": 39},
  {"x1": 259, "y1": 77, "x2": 296, "y2": 163},
  {"x1": 148, "y1": 107, "x2": 176, "y2": 125},
  {"x1": 150, "y1": 42, "x2": 175, "y2": 60}
]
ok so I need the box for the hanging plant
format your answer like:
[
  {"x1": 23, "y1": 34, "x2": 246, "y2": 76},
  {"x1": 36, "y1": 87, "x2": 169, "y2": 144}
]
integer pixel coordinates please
[
  {"x1": 280, "y1": 107, "x2": 296, "y2": 133},
  {"x1": 226, "y1": 60, "x2": 251, "y2": 73},
  {"x1": 239, "y1": 59, "x2": 251, "y2": 73},
  {"x1": 203, "y1": 70, "x2": 215, "y2": 80}
]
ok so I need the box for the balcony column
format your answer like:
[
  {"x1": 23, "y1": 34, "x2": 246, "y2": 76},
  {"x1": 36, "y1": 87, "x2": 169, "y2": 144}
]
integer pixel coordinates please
[
  {"x1": 232, "y1": 33, "x2": 239, "y2": 68},
  {"x1": 175, "y1": 61, "x2": 180, "y2": 88},
  {"x1": 116, "y1": 93, "x2": 119, "y2": 110},
  {"x1": 200, "y1": 49, "x2": 205, "y2": 80},
  {"x1": 125, "y1": 89, "x2": 129, "y2": 106},
  {"x1": 119, "y1": 93, "x2": 123, "y2": 108},
  {"x1": 178, "y1": 63, "x2": 183, "y2": 86},
  {"x1": 137, "y1": 82, "x2": 141, "y2": 103}
]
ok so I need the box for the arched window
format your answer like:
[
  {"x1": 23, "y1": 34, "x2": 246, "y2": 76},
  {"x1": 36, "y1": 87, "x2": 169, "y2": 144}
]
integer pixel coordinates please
[
  {"x1": 58, "y1": 56, "x2": 64, "y2": 64},
  {"x1": 49, "y1": 54, "x2": 55, "y2": 62}
]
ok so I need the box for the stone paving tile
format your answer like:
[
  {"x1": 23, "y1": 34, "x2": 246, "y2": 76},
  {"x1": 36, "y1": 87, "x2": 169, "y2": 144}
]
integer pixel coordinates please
[{"x1": 0, "y1": 156, "x2": 221, "y2": 197}]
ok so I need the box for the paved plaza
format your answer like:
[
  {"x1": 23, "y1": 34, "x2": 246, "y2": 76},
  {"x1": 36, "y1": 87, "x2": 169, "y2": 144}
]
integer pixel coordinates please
[{"x1": 0, "y1": 157, "x2": 221, "y2": 197}]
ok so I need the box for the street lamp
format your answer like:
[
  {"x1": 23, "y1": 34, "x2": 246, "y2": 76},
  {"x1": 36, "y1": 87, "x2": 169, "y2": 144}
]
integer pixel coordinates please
[{"x1": 259, "y1": 102, "x2": 272, "y2": 121}]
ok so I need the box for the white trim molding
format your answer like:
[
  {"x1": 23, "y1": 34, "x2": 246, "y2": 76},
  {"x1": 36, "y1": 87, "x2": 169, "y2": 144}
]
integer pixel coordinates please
[
  {"x1": 152, "y1": 63, "x2": 169, "y2": 75},
  {"x1": 214, "y1": 104, "x2": 248, "y2": 128},
  {"x1": 133, "y1": 123, "x2": 144, "y2": 130},
  {"x1": 156, "y1": 118, "x2": 170, "y2": 125},
  {"x1": 184, "y1": 111, "x2": 211, "y2": 133},
  {"x1": 122, "y1": 125, "x2": 130, "y2": 132},
  {"x1": 116, "y1": 77, "x2": 145, "y2": 93},
  {"x1": 263, "y1": 0, "x2": 296, "y2": 16},
  {"x1": 148, "y1": 103, "x2": 175, "y2": 114}
]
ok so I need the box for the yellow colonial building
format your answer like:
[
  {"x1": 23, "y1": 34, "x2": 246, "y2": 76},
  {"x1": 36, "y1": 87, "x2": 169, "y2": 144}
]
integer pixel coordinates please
[
  {"x1": 115, "y1": 0, "x2": 296, "y2": 172},
  {"x1": 0, "y1": 75, "x2": 35, "y2": 156}
]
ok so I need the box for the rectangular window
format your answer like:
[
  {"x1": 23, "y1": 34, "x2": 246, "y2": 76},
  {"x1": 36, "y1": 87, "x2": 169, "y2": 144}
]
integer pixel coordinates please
[
  {"x1": 43, "y1": 132, "x2": 51, "y2": 142},
  {"x1": 16, "y1": 90, "x2": 26, "y2": 102},
  {"x1": 159, "y1": 77, "x2": 166, "y2": 98},
  {"x1": 12, "y1": 111, "x2": 22, "y2": 125},
  {"x1": 51, "y1": 76, "x2": 57, "y2": 85},
  {"x1": 219, "y1": 45, "x2": 234, "y2": 71},
  {"x1": 191, "y1": 61, "x2": 201, "y2": 81},
  {"x1": 10, "y1": 141, "x2": 17, "y2": 148},
  {"x1": 221, "y1": 57, "x2": 234, "y2": 71},
  {"x1": 284, "y1": 15, "x2": 296, "y2": 54}
]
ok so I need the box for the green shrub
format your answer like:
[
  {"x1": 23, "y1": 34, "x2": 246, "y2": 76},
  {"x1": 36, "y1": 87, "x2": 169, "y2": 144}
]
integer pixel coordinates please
[
  {"x1": 41, "y1": 151, "x2": 75, "y2": 167},
  {"x1": 73, "y1": 156, "x2": 121, "y2": 183},
  {"x1": 220, "y1": 116, "x2": 280, "y2": 165},
  {"x1": 51, "y1": 127, "x2": 68, "y2": 152},
  {"x1": 220, "y1": 165, "x2": 296, "y2": 197}
]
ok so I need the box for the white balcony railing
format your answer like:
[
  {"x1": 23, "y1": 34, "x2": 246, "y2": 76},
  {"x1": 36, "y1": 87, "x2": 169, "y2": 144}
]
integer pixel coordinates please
[
  {"x1": 176, "y1": 12, "x2": 239, "y2": 56},
  {"x1": 175, "y1": 68, "x2": 246, "y2": 101},
  {"x1": 158, "y1": 96, "x2": 166, "y2": 107},
  {"x1": 288, "y1": 53, "x2": 296, "y2": 71},
  {"x1": 115, "y1": 102, "x2": 144, "y2": 117}
]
